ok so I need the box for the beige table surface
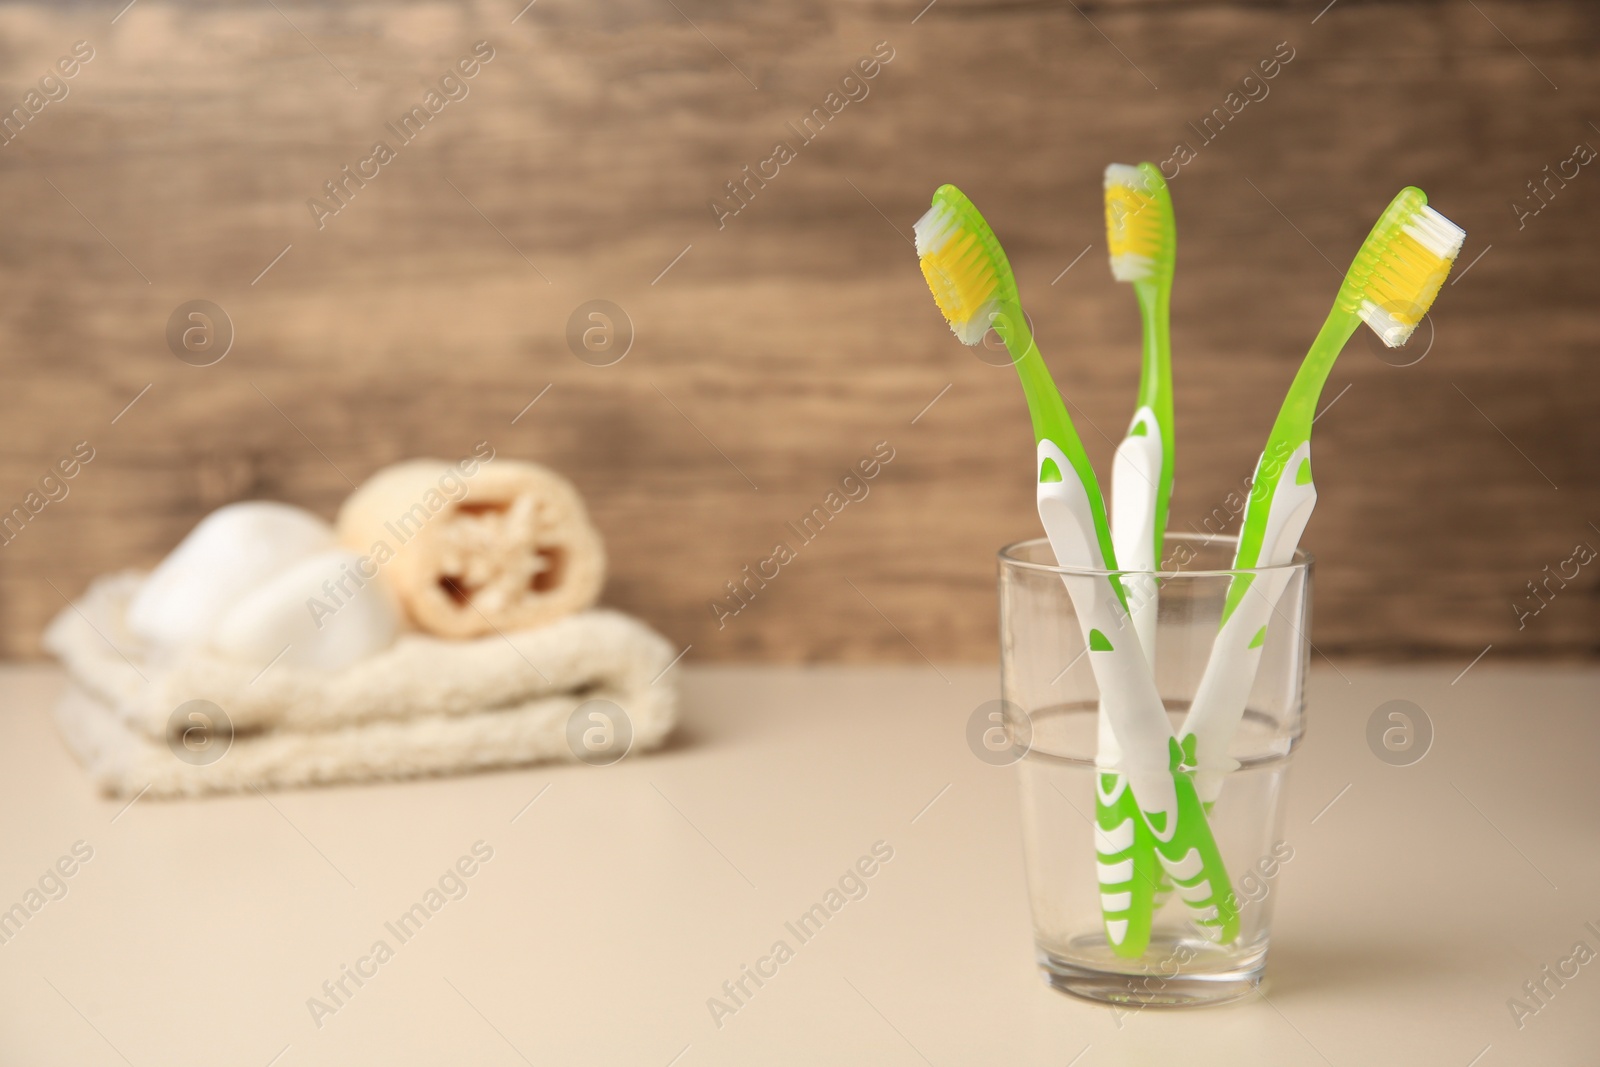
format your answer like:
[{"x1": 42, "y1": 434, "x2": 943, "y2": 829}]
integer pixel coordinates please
[{"x1": 0, "y1": 663, "x2": 1596, "y2": 1066}]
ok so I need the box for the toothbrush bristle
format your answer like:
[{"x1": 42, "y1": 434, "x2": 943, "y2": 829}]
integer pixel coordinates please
[
  {"x1": 1104, "y1": 163, "x2": 1172, "y2": 283},
  {"x1": 916, "y1": 200, "x2": 1001, "y2": 345},
  {"x1": 1354, "y1": 200, "x2": 1466, "y2": 346}
]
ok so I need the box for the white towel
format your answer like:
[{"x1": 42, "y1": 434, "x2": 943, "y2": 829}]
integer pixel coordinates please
[{"x1": 44, "y1": 573, "x2": 679, "y2": 797}]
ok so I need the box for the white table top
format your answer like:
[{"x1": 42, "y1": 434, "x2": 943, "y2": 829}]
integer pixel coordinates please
[{"x1": 1, "y1": 663, "x2": 1595, "y2": 1066}]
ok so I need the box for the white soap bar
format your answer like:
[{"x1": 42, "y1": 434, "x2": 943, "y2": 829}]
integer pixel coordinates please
[
  {"x1": 126, "y1": 502, "x2": 336, "y2": 651},
  {"x1": 212, "y1": 549, "x2": 399, "y2": 672}
]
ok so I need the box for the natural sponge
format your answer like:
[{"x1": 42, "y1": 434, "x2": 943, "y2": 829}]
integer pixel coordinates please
[{"x1": 337, "y1": 457, "x2": 605, "y2": 638}]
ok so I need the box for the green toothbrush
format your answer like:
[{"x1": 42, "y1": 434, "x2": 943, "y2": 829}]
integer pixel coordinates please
[
  {"x1": 1178, "y1": 188, "x2": 1466, "y2": 806},
  {"x1": 1102, "y1": 162, "x2": 1180, "y2": 919},
  {"x1": 1104, "y1": 161, "x2": 1177, "y2": 648}
]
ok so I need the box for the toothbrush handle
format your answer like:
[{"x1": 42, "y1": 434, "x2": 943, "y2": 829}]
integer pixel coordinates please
[
  {"x1": 1109, "y1": 408, "x2": 1165, "y2": 663},
  {"x1": 1106, "y1": 409, "x2": 1169, "y2": 920},
  {"x1": 1180, "y1": 582, "x2": 1287, "y2": 802},
  {"x1": 1152, "y1": 762, "x2": 1240, "y2": 944},
  {"x1": 1037, "y1": 446, "x2": 1239, "y2": 946},
  {"x1": 1058, "y1": 551, "x2": 1238, "y2": 946},
  {"x1": 1179, "y1": 442, "x2": 1317, "y2": 804},
  {"x1": 1094, "y1": 773, "x2": 1160, "y2": 957}
]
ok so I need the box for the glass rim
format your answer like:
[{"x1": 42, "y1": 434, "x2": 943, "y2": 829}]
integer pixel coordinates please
[{"x1": 997, "y1": 532, "x2": 1313, "y2": 579}]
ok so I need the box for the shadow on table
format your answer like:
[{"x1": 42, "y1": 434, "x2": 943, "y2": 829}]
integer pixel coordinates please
[{"x1": 1265, "y1": 938, "x2": 1475, "y2": 1000}]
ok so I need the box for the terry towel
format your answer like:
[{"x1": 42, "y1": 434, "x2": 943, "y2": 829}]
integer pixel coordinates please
[{"x1": 44, "y1": 573, "x2": 678, "y2": 797}]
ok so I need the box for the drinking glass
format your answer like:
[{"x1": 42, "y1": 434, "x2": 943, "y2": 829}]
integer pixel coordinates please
[{"x1": 998, "y1": 534, "x2": 1311, "y2": 1007}]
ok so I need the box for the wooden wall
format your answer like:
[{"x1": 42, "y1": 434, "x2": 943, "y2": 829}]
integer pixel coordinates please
[{"x1": 0, "y1": 0, "x2": 1595, "y2": 663}]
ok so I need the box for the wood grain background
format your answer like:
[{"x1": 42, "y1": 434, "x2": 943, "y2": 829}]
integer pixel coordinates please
[{"x1": 0, "y1": 0, "x2": 1594, "y2": 663}]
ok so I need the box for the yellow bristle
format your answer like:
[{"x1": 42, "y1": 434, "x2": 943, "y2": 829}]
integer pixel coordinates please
[
  {"x1": 1357, "y1": 204, "x2": 1464, "y2": 345},
  {"x1": 1105, "y1": 183, "x2": 1161, "y2": 263},
  {"x1": 920, "y1": 229, "x2": 998, "y2": 335}
]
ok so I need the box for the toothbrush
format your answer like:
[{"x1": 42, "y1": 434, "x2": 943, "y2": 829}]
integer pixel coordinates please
[
  {"x1": 915, "y1": 184, "x2": 1238, "y2": 953},
  {"x1": 1177, "y1": 187, "x2": 1465, "y2": 805},
  {"x1": 1104, "y1": 162, "x2": 1176, "y2": 667},
  {"x1": 1102, "y1": 162, "x2": 1179, "y2": 913}
]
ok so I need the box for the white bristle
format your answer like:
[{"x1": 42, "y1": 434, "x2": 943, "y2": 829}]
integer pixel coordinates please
[
  {"x1": 1110, "y1": 255, "x2": 1154, "y2": 283},
  {"x1": 953, "y1": 303, "x2": 998, "y2": 345},
  {"x1": 1103, "y1": 163, "x2": 1145, "y2": 191},
  {"x1": 1406, "y1": 204, "x2": 1466, "y2": 260},
  {"x1": 913, "y1": 202, "x2": 958, "y2": 258},
  {"x1": 1357, "y1": 302, "x2": 1414, "y2": 347}
]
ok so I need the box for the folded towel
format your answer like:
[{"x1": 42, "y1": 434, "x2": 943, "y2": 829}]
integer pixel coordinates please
[
  {"x1": 337, "y1": 457, "x2": 606, "y2": 639},
  {"x1": 44, "y1": 573, "x2": 679, "y2": 797}
]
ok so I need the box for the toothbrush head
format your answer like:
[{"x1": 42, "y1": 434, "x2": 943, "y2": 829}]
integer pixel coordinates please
[
  {"x1": 1344, "y1": 187, "x2": 1466, "y2": 347},
  {"x1": 914, "y1": 184, "x2": 1021, "y2": 345},
  {"x1": 1103, "y1": 162, "x2": 1175, "y2": 284}
]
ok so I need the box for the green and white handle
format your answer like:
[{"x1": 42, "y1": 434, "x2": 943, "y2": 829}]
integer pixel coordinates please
[
  {"x1": 1038, "y1": 440, "x2": 1240, "y2": 948},
  {"x1": 1109, "y1": 406, "x2": 1165, "y2": 663},
  {"x1": 1098, "y1": 409, "x2": 1166, "y2": 922},
  {"x1": 1093, "y1": 771, "x2": 1159, "y2": 952},
  {"x1": 1178, "y1": 441, "x2": 1316, "y2": 805}
]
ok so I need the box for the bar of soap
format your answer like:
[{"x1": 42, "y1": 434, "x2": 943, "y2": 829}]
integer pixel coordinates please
[
  {"x1": 126, "y1": 502, "x2": 336, "y2": 651},
  {"x1": 212, "y1": 549, "x2": 400, "y2": 672}
]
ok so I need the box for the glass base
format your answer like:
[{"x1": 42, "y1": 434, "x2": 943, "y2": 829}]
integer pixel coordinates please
[{"x1": 1036, "y1": 936, "x2": 1266, "y2": 1008}]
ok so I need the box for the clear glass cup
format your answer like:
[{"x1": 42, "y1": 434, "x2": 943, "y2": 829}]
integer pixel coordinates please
[{"x1": 998, "y1": 533, "x2": 1312, "y2": 1007}]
